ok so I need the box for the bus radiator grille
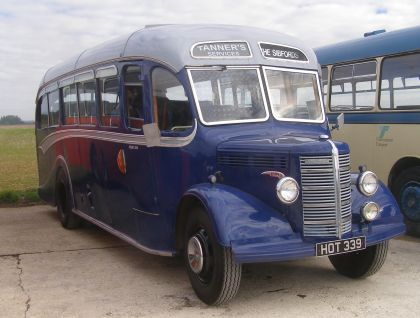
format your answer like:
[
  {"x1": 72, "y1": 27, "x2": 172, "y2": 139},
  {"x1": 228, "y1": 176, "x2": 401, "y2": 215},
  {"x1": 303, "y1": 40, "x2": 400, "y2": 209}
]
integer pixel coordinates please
[{"x1": 300, "y1": 153, "x2": 352, "y2": 237}]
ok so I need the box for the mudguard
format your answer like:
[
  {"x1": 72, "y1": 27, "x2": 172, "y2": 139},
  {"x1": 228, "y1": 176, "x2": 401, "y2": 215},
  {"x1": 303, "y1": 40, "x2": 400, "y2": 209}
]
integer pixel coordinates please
[{"x1": 185, "y1": 183, "x2": 295, "y2": 247}]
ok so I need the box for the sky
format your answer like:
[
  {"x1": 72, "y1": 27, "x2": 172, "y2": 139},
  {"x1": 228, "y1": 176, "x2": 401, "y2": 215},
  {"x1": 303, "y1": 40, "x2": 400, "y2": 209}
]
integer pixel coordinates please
[{"x1": 0, "y1": 0, "x2": 419, "y2": 120}]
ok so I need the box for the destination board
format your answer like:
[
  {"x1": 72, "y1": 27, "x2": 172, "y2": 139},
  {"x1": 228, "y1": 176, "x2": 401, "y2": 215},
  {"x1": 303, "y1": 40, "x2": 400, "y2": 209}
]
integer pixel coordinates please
[
  {"x1": 259, "y1": 42, "x2": 308, "y2": 62},
  {"x1": 191, "y1": 41, "x2": 252, "y2": 58}
]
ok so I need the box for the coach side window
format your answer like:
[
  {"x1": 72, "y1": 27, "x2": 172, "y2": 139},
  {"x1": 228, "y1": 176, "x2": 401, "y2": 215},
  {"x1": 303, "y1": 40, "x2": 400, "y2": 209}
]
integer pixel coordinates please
[
  {"x1": 330, "y1": 61, "x2": 376, "y2": 111},
  {"x1": 152, "y1": 68, "x2": 193, "y2": 132},
  {"x1": 124, "y1": 66, "x2": 144, "y2": 129},
  {"x1": 100, "y1": 77, "x2": 120, "y2": 127},
  {"x1": 380, "y1": 53, "x2": 420, "y2": 110},
  {"x1": 63, "y1": 84, "x2": 79, "y2": 125},
  {"x1": 37, "y1": 95, "x2": 49, "y2": 129},
  {"x1": 48, "y1": 90, "x2": 60, "y2": 126},
  {"x1": 78, "y1": 80, "x2": 97, "y2": 125}
]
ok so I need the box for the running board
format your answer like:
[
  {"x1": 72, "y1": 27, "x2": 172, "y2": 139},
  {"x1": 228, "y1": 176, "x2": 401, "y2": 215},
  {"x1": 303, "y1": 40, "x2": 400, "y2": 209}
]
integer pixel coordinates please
[{"x1": 72, "y1": 208, "x2": 174, "y2": 257}]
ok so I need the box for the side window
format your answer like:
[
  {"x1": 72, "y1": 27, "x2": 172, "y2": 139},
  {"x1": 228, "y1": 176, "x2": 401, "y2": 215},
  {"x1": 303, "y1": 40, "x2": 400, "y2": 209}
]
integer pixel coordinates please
[
  {"x1": 330, "y1": 61, "x2": 376, "y2": 111},
  {"x1": 63, "y1": 84, "x2": 79, "y2": 125},
  {"x1": 78, "y1": 80, "x2": 97, "y2": 125},
  {"x1": 380, "y1": 53, "x2": 420, "y2": 110},
  {"x1": 124, "y1": 66, "x2": 144, "y2": 129},
  {"x1": 48, "y1": 90, "x2": 60, "y2": 126},
  {"x1": 152, "y1": 68, "x2": 193, "y2": 132},
  {"x1": 100, "y1": 77, "x2": 120, "y2": 127},
  {"x1": 38, "y1": 95, "x2": 49, "y2": 129}
]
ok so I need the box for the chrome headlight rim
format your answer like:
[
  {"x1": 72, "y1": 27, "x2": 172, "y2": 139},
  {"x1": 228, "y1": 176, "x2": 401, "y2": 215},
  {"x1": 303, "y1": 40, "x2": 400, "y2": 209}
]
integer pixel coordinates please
[
  {"x1": 276, "y1": 177, "x2": 300, "y2": 204},
  {"x1": 358, "y1": 171, "x2": 379, "y2": 196},
  {"x1": 361, "y1": 201, "x2": 380, "y2": 222}
]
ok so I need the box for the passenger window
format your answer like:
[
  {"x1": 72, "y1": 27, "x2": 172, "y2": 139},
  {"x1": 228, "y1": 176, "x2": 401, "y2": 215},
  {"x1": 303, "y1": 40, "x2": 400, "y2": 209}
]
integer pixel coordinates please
[
  {"x1": 330, "y1": 61, "x2": 376, "y2": 111},
  {"x1": 38, "y1": 95, "x2": 49, "y2": 129},
  {"x1": 100, "y1": 77, "x2": 120, "y2": 127},
  {"x1": 63, "y1": 84, "x2": 79, "y2": 125},
  {"x1": 48, "y1": 90, "x2": 60, "y2": 126},
  {"x1": 124, "y1": 66, "x2": 144, "y2": 129},
  {"x1": 152, "y1": 68, "x2": 192, "y2": 132},
  {"x1": 380, "y1": 53, "x2": 420, "y2": 110},
  {"x1": 78, "y1": 81, "x2": 97, "y2": 125}
]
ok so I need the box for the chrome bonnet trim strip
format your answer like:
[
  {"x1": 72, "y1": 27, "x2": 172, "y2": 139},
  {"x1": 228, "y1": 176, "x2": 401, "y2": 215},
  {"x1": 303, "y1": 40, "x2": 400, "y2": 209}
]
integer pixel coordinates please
[
  {"x1": 72, "y1": 209, "x2": 173, "y2": 257},
  {"x1": 38, "y1": 120, "x2": 197, "y2": 154},
  {"x1": 327, "y1": 139, "x2": 342, "y2": 238}
]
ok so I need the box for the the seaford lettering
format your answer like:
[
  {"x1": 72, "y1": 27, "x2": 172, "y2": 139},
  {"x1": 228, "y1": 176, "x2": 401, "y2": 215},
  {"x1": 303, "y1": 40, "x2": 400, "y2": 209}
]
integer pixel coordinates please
[
  {"x1": 191, "y1": 41, "x2": 251, "y2": 58},
  {"x1": 259, "y1": 42, "x2": 308, "y2": 62}
]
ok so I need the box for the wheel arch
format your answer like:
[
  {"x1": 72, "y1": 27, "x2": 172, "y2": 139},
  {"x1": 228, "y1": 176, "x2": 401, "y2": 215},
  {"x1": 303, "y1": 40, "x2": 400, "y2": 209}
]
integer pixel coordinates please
[
  {"x1": 175, "y1": 194, "x2": 206, "y2": 251},
  {"x1": 175, "y1": 183, "x2": 294, "y2": 252},
  {"x1": 54, "y1": 156, "x2": 76, "y2": 209},
  {"x1": 388, "y1": 156, "x2": 420, "y2": 190}
]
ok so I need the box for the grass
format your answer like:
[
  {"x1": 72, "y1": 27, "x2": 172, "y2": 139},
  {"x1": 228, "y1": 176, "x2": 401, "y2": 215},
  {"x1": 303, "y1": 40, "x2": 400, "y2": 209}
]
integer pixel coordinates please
[{"x1": 0, "y1": 125, "x2": 40, "y2": 205}]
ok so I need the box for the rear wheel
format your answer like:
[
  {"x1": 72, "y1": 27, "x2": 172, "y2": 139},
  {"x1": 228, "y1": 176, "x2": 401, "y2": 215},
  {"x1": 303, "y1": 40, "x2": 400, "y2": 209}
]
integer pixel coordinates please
[
  {"x1": 184, "y1": 207, "x2": 241, "y2": 305},
  {"x1": 329, "y1": 241, "x2": 388, "y2": 278},
  {"x1": 392, "y1": 167, "x2": 420, "y2": 236},
  {"x1": 56, "y1": 169, "x2": 81, "y2": 229}
]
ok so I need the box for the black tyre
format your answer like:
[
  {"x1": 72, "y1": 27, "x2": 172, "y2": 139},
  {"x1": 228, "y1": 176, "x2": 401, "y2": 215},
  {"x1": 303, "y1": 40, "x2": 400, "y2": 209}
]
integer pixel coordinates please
[
  {"x1": 56, "y1": 169, "x2": 81, "y2": 229},
  {"x1": 329, "y1": 241, "x2": 388, "y2": 278},
  {"x1": 391, "y1": 167, "x2": 420, "y2": 236},
  {"x1": 184, "y1": 207, "x2": 241, "y2": 305}
]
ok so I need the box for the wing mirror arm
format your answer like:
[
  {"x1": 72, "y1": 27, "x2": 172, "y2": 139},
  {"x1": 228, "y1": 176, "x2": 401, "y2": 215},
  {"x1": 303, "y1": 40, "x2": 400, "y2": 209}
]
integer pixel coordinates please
[{"x1": 331, "y1": 113, "x2": 345, "y2": 131}]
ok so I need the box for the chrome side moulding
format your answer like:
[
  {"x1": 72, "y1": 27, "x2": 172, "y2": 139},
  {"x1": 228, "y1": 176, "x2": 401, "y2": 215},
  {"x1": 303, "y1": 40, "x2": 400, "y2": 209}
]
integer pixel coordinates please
[
  {"x1": 132, "y1": 208, "x2": 159, "y2": 216},
  {"x1": 38, "y1": 120, "x2": 197, "y2": 154},
  {"x1": 72, "y1": 208, "x2": 173, "y2": 257}
]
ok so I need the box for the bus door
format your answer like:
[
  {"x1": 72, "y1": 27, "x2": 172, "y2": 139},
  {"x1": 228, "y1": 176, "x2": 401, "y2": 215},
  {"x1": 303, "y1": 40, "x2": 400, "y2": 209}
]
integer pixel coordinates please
[
  {"x1": 145, "y1": 66, "x2": 195, "y2": 247},
  {"x1": 105, "y1": 63, "x2": 159, "y2": 241}
]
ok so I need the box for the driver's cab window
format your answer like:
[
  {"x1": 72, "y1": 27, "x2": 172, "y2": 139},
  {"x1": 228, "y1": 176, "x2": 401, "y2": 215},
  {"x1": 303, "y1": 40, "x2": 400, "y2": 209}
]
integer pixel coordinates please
[
  {"x1": 124, "y1": 66, "x2": 144, "y2": 129},
  {"x1": 152, "y1": 68, "x2": 193, "y2": 132}
]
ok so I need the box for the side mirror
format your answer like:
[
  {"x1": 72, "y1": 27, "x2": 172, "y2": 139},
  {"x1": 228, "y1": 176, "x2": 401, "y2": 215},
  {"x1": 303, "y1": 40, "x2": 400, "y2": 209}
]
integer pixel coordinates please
[
  {"x1": 332, "y1": 113, "x2": 345, "y2": 131},
  {"x1": 143, "y1": 123, "x2": 161, "y2": 147}
]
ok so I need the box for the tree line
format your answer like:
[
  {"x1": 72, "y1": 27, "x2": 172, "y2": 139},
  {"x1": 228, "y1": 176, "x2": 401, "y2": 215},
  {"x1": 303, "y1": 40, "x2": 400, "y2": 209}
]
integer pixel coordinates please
[{"x1": 0, "y1": 115, "x2": 30, "y2": 125}]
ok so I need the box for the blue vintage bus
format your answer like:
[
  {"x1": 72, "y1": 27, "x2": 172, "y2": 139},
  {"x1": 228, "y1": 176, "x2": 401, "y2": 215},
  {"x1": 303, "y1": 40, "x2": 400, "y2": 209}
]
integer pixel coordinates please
[
  {"x1": 316, "y1": 26, "x2": 420, "y2": 236},
  {"x1": 35, "y1": 25, "x2": 405, "y2": 305}
]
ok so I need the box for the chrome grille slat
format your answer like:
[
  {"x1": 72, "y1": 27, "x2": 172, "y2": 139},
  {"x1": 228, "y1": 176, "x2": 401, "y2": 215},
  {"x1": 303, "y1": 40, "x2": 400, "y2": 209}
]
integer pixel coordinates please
[{"x1": 300, "y1": 153, "x2": 352, "y2": 237}]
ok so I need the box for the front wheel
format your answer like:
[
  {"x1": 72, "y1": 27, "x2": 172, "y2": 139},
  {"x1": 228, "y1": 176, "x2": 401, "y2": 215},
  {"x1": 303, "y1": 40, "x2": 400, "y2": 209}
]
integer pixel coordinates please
[
  {"x1": 184, "y1": 208, "x2": 241, "y2": 305},
  {"x1": 329, "y1": 241, "x2": 388, "y2": 278}
]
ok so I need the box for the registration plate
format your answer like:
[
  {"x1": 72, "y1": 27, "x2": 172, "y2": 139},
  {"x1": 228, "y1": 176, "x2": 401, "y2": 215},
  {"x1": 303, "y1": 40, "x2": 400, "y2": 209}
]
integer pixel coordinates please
[{"x1": 316, "y1": 236, "x2": 366, "y2": 257}]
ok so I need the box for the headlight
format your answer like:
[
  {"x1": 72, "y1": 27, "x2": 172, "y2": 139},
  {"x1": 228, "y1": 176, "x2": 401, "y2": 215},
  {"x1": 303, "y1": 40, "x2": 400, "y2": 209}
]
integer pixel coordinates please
[
  {"x1": 361, "y1": 202, "x2": 380, "y2": 221},
  {"x1": 358, "y1": 171, "x2": 378, "y2": 196},
  {"x1": 276, "y1": 177, "x2": 299, "y2": 204}
]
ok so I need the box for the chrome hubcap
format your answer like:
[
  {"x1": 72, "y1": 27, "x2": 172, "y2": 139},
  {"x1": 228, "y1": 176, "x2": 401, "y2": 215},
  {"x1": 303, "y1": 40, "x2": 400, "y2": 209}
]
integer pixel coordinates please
[{"x1": 187, "y1": 236, "x2": 204, "y2": 274}]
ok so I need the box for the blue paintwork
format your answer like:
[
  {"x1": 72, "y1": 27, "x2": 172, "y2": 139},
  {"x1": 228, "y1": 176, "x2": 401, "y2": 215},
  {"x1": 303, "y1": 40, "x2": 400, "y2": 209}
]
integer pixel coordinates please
[
  {"x1": 400, "y1": 182, "x2": 420, "y2": 222},
  {"x1": 327, "y1": 111, "x2": 420, "y2": 124},
  {"x1": 35, "y1": 25, "x2": 406, "y2": 264},
  {"x1": 315, "y1": 25, "x2": 420, "y2": 65}
]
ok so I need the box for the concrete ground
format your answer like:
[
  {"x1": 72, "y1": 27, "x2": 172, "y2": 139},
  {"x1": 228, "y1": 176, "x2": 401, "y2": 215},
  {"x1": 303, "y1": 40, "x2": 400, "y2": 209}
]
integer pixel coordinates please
[{"x1": 0, "y1": 205, "x2": 419, "y2": 318}]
